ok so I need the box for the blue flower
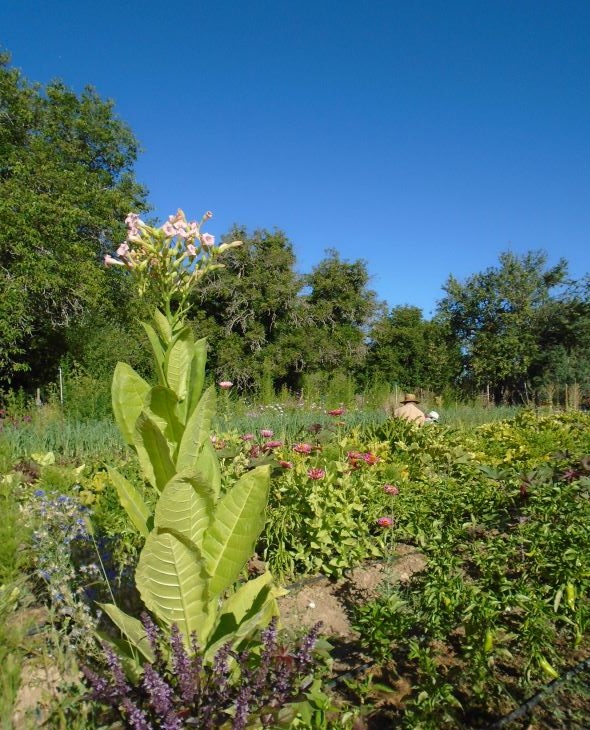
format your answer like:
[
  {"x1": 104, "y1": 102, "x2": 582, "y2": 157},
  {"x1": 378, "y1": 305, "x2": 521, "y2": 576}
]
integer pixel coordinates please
[{"x1": 34, "y1": 489, "x2": 45, "y2": 497}]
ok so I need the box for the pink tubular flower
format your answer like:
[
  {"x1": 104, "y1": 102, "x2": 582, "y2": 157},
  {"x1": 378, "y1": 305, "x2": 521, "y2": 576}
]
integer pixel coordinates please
[
  {"x1": 218, "y1": 381, "x2": 233, "y2": 390},
  {"x1": 162, "y1": 221, "x2": 176, "y2": 237},
  {"x1": 376, "y1": 516, "x2": 394, "y2": 528},
  {"x1": 327, "y1": 407, "x2": 345, "y2": 416},
  {"x1": 383, "y1": 484, "x2": 400, "y2": 495},
  {"x1": 293, "y1": 443, "x2": 313, "y2": 454},
  {"x1": 116, "y1": 242, "x2": 130, "y2": 257},
  {"x1": 187, "y1": 244, "x2": 197, "y2": 256},
  {"x1": 241, "y1": 433, "x2": 254, "y2": 442},
  {"x1": 260, "y1": 429, "x2": 273, "y2": 438},
  {"x1": 279, "y1": 460, "x2": 293, "y2": 469},
  {"x1": 307, "y1": 468, "x2": 326, "y2": 480},
  {"x1": 205, "y1": 210, "x2": 213, "y2": 219},
  {"x1": 201, "y1": 232, "x2": 215, "y2": 247},
  {"x1": 104, "y1": 254, "x2": 124, "y2": 267}
]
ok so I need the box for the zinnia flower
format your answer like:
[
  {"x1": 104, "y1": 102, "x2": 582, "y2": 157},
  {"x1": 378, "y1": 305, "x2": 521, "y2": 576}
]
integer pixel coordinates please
[
  {"x1": 383, "y1": 484, "x2": 399, "y2": 495},
  {"x1": 263, "y1": 440, "x2": 283, "y2": 450},
  {"x1": 293, "y1": 443, "x2": 312, "y2": 454},
  {"x1": 376, "y1": 516, "x2": 394, "y2": 528},
  {"x1": 307, "y1": 468, "x2": 325, "y2": 480},
  {"x1": 363, "y1": 452, "x2": 380, "y2": 465}
]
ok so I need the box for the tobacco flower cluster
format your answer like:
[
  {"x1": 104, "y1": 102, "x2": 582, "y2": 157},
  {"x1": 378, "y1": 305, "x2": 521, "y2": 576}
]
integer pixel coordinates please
[{"x1": 104, "y1": 209, "x2": 241, "y2": 326}]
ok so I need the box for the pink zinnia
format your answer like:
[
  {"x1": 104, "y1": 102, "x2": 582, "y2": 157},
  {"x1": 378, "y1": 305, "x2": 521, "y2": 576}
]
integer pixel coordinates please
[
  {"x1": 218, "y1": 381, "x2": 233, "y2": 389},
  {"x1": 260, "y1": 429, "x2": 273, "y2": 438},
  {"x1": 376, "y1": 516, "x2": 394, "y2": 528},
  {"x1": 293, "y1": 443, "x2": 312, "y2": 454},
  {"x1": 241, "y1": 433, "x2": 254, "y2": 441},
  {"x1": 363, "y1": 452, "x2": 380, "y2": 465},
  {"x1": 263, "y1": 440, "x2": 283, "y2": 449},
  {"x1": 327, "y1": 407, "x2": 345, "y2": 416},
  {"x1": 279, "y1": 460, "x2": 293, "y2": 469},
  {"x1": 307, "y1": 468, "x2": 325, "y2": 480},
  {"x1": 383, "y1": 484, "x2": 399, "y2": 495}
]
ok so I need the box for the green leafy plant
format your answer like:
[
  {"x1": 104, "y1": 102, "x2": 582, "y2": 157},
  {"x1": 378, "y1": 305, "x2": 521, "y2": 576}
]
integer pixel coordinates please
[{"x1": 101, "y1": 210, "x2": 283, "y2": 664}]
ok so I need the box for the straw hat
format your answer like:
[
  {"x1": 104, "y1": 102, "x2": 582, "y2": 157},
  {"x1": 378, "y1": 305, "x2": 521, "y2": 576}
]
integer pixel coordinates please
[{"x1": 400, "y1": 393, "x2": 420, "y2": 404}]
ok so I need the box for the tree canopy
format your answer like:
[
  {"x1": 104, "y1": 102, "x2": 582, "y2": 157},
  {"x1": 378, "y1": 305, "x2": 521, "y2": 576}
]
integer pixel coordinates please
[{"x1": 0, "y1": 52, "x2": 147, "y2": 387}]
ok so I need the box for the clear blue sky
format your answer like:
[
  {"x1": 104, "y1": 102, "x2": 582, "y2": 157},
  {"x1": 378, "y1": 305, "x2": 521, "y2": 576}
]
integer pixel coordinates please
[{"x1": 2, "y1": 0, "x2": 589, "y2": 317}]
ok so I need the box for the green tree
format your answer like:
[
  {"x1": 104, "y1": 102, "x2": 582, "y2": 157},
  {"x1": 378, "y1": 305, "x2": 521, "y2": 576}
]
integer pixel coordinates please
[
  {"x1": 302, "y1": 250, "x2": 381, "y2": 378},
  {"x1": 192, "y1": 226, "x2": 305, "y2": 391},
  {"x1": 0, "y1": 52, "x2": 147, "y2": 387},
  {"x1": 437, "y1": 251, "x2": 568, "y2": 402},
  {"x1": 367, "y1": 306, "x2": 461, "y2": 394}
]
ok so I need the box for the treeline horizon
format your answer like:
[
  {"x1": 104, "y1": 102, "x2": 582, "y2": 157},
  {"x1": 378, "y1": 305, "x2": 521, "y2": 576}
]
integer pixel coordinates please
[{"x1": 1, "y1": 52, "x2": 589, "y2": 405}]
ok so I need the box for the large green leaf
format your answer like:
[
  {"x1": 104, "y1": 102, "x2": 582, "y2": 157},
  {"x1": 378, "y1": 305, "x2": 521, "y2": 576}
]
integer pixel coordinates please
[
  {"x1": 181, "y1": 337, "x2": 207, "y2": 424},
  {"x1": 165, "y1": 326, "x2": 193, "y2": 403},
  {"x1": 145, "y1": 386, "x2": 183, "y2": 455},
  {"x1": 205, "y1": 571, "x2": 284, "y2": 657},
  {"x1": 203, "y1": 465, "x2": 270, "y2": 597},
  {"x1": 111, "y1": 362, "x2": 150, "y2": 446},
  {"x1": 195, "y1": 440, "x2": 222, "y2": 500},
  {"x1": 134, "y1": 412, "x2": 176, "y2": 491},
  {"x1": 98, "y1": 603, "x2": 155, "y2": 663},
  {"x1": 107, "y1": 467, "x2": 151, "y2": 537},
  {"x1": 152, "y1": 308, "x2": 172, "y2": 345},
  {"x1": 141, "y1": 321, "x2": 166, "y2": 385},
  {"x1": 136, "y1": 531, "x2": 210, "y2": 643},
  {"x1": 176, "y1": 385, "x2": 216, "y2": 472},
  {"x1": 155, "y1": 470, "x2": 214, "y2": 550}
]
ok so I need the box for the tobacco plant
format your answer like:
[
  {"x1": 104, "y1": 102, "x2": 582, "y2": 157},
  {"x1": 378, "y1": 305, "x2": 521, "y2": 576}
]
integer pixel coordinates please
[{"x1": 101, "y1": 211, "x2": 283, "y2": 666}]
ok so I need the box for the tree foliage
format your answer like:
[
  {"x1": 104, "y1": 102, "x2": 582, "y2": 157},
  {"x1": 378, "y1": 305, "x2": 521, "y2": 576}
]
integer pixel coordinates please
[
  {"x1": 0, "y1": 53, "x2": 147, "y2": 386},
  {"x1": 437, "y1": 251, "x2": 572, "y2": 402}
]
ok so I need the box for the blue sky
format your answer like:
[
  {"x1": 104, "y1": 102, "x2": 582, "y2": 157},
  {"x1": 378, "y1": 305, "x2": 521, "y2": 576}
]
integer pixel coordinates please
[{"x1": 1, "y1": 0, "x2": 588, "y2": 317}]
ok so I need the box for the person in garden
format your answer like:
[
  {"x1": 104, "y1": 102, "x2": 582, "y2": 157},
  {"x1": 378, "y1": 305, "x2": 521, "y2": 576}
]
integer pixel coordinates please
[
  {"x1": 393, "y1": 393, "x2": 426, "y2": 425},
  {"x1": 425, "y1": 410, "x2": 440, "y2": 424}
]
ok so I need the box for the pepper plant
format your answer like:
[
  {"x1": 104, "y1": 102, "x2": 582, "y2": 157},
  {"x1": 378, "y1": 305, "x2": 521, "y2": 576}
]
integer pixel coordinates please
[{"x1": 102, "y1": 210, "x2": 283, "y2": 664}]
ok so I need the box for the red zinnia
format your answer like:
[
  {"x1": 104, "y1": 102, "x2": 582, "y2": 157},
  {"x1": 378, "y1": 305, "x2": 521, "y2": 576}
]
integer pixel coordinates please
[
  {"x1": 376, "y1": 516, "x2": 394, "y2": 528},
  {"x1": 327, "y1": 408, "x2": 345, "y2": 416}
]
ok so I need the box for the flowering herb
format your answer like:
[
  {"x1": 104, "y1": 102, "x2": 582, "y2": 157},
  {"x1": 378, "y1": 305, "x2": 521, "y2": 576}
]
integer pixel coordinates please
[
  {"x1": 307, "y1": 468, "x2": 326, "y2": 480},
  {"x1": 84, "y1": 618, "x2": 323, "y2": 730}
]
